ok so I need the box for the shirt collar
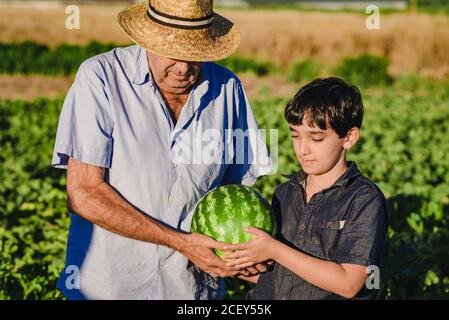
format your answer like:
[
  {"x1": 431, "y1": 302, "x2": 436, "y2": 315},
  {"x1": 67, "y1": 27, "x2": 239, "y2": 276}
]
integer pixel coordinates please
[
  {"x1": 132, "y1": 46, "x2": 154, "y2": 86},
  {"x1": 286, "y1": 161, "x2": 361, "y2": 189}
]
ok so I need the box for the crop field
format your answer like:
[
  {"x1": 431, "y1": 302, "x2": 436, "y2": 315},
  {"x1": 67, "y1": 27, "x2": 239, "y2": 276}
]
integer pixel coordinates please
[
  {"x1": 1, "y1": 4, "x2": 449, "y2": 77},
  {"x1": 0, "y1": 2, "x2": 448, "y2": 300}
]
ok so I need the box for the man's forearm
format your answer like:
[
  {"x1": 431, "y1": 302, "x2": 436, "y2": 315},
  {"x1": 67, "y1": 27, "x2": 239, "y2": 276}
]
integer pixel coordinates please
[{"x1": 68, "y1": 181, "x2": 185, "y2": 251}]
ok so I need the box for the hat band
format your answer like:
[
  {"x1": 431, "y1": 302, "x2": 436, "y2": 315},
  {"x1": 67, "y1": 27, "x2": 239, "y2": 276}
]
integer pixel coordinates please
[{"x1": 147, "y1": 5, "x2": 214, "y2": 30}]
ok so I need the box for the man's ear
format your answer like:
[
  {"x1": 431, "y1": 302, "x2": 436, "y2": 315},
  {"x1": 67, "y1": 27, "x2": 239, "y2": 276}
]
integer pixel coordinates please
[{"x1": 342, "y1": 127, "x2": 360, "y2": 150}]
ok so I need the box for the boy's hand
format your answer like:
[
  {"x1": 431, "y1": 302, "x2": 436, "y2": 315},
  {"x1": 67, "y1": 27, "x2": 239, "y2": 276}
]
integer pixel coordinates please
[
  {"x1": 239, "y1": 260, "x2": 275, "y2": 276},
  {"x1": 223, "y1": 227, "x2": 278, "y2": 269}
]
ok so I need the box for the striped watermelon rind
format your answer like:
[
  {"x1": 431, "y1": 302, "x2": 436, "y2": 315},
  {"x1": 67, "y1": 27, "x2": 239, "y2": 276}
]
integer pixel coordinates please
[{"x1": 191, "y1": 184, "x2": 277, "y2": 258}]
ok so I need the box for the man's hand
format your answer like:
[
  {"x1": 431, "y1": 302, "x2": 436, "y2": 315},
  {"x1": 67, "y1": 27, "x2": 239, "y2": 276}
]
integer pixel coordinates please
[{"x1": 178, "y1": 233, "x2": 240, "y2": 277}]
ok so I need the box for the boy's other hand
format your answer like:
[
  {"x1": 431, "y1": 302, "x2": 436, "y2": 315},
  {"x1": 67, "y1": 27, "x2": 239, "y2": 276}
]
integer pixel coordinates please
[{"x1": 239, "y1": 260, "x2": 275, "y2": 276}]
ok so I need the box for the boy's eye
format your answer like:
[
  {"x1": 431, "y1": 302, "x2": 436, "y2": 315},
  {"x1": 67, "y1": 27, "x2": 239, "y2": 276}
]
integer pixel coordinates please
[{"x1": 312, "y1": 138, "x2": 324, "y2": 142}]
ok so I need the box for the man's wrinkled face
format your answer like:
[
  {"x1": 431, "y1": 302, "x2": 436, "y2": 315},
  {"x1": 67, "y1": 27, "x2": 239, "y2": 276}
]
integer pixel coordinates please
[{"x1": 146, "y1": 51, "x2": 201, "y2": 95}]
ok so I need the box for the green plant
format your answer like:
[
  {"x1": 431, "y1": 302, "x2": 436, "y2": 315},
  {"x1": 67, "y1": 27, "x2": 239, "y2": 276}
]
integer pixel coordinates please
[
  {"x1": 218, "y1": 56, "x2": 276, "y2": 76},
  {"x1": 337, "y1": 54, "x2": 392, "y2": 87},
  {"x1": 287, "y1": 59, "x2": 322, "y2": 83}
]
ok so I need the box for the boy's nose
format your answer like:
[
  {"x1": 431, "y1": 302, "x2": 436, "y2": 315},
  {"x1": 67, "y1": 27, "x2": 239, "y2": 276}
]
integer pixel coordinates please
[{"x1": 299, "y1": 140, "x2": 310, "y2": 156}]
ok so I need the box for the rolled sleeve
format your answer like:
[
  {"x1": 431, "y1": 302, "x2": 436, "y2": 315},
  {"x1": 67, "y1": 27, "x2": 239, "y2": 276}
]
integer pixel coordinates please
[
  {"x1": 221, "y1": 80, "x2": 274, "y2": 186},
  {"x1": 51, "y1": 60, "x2": 114, "y2": 169},
  {"x1": 333, "y1": 190, "x2": 388, "y2": 267}
]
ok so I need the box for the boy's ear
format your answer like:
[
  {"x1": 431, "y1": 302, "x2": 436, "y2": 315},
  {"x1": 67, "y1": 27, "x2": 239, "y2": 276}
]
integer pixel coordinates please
[{"x1": 343, "y1": 127, "x2": 360, "y2": 150}]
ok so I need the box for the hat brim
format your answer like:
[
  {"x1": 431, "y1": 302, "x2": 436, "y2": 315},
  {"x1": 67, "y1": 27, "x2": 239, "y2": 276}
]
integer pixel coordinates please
[{"x1": 118, "y1": 2, "x2": 241, "y2": 62}]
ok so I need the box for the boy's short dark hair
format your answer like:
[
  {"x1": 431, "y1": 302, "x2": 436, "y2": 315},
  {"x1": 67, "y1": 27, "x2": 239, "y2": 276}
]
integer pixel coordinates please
[{"x1": 284, "y1": 77, "x2": 364, "y2": 138}]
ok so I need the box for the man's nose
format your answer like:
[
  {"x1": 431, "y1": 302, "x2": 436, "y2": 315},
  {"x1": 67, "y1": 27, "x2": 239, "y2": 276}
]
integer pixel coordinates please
[{"x1": 175, "y1": 61, "x2": 193, "y2": 75}]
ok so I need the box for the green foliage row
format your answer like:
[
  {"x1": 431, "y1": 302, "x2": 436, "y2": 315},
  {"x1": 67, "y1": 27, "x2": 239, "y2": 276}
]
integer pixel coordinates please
[
  {"x1": 217, "y1": 56, "x2": 276, "y2": 76},
  {"x1": 288, "y1": 55, "x2": 392, "y2": 87},
  {"x1": 1, "y1": 78, "x2": 449, "y2": 299},
  {"x1": 0, "y1": 41, "x2": 274, "y2": 77},
  {"x1": 1, "y1": 41, "x2": 397, "y2": 86},
  {"x1": 0, "y1": 41, "x2": 117, "y2": 75},
  {"x1": 230, "y1": 0, "x2": 449, "y2": 14}
]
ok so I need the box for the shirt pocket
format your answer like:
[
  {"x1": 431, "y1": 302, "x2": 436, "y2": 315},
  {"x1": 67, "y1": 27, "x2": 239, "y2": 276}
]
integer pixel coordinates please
[{"x1": 308, "y1": 219, "x2": 346, "y2": 259}]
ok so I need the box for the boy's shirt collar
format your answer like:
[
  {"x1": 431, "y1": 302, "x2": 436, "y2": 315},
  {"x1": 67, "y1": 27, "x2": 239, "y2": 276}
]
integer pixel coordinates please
[{"x1": 285, "y1": 161, "x2": 361, "y2": 190}]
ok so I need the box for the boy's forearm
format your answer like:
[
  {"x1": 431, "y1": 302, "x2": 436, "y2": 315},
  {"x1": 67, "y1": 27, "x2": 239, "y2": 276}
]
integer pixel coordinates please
[{"x1": 271, "y1": 241, "x2": 365, "y2": 298}]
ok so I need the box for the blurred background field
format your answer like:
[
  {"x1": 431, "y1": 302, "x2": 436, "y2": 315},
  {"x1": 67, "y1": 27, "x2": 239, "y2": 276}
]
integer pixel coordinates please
[
  {"x1": 0, "y1": 0, "x2": 449, "y2": 299},
  {"x1": 1, "y1": 1, "x2": 449, "y2": 77}
]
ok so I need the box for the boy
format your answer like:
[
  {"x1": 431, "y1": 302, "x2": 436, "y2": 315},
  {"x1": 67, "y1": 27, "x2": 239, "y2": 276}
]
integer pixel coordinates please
[{"x1": 223, "y1": 77, "x2": 388, "y2": 299}]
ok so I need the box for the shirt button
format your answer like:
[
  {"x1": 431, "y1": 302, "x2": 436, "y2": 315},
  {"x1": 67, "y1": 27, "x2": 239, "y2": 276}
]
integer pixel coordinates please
[
  {"x1": 327, "y1": 222, "x2": 333, "y2": 229},
  {"x1": 172, "y1": 163, "x2": 177, "y2": 169},
  {"x1": 300, "y1": 224, "x2": 306, "y2": 230},
  {"x1": 159, "y1": 261, "x2": 165, "y2": 268}
]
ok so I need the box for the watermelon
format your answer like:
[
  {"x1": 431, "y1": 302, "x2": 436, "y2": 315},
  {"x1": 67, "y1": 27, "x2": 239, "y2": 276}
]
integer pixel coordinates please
[{"x1": 190, "y1": 184, "x2": 277, "y2": 257}]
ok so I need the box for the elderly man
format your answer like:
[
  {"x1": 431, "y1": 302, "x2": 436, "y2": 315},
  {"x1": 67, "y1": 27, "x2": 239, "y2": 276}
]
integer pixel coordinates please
[{"x1": 51, "y1": 0, "x2": 273, "y2": 299}]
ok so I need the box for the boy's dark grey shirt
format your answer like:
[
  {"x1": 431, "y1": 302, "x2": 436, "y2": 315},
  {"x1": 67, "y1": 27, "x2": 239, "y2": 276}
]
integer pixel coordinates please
[{"x1": 248, "y1": 162, "x2": 388, "y2": 300}]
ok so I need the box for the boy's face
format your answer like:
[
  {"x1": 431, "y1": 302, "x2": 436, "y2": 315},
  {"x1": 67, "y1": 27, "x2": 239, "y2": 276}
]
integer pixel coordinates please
[{"x1": 289, "y1": 114, "x2": 359, "y2": 176}]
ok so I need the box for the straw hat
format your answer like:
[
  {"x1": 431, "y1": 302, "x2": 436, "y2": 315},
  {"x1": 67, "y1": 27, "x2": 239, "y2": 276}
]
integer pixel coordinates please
[{"x1": 118, "y1": 0, "x2": 241, "y2": 62}]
